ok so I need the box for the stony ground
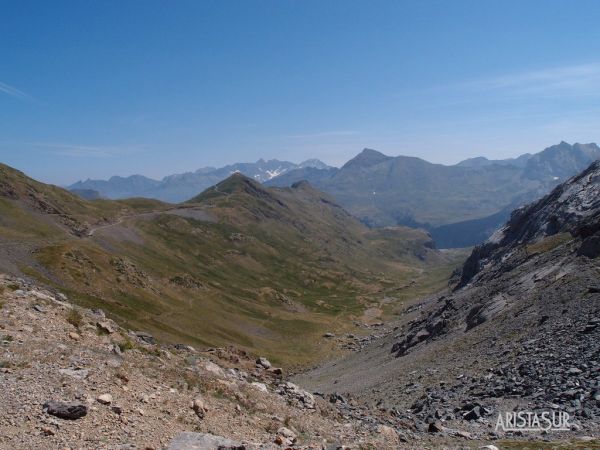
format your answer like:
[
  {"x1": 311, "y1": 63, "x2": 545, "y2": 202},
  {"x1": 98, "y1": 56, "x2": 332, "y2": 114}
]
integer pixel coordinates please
[{"x1": 0, "y1": 274, "x2": 412, "y2": 450}]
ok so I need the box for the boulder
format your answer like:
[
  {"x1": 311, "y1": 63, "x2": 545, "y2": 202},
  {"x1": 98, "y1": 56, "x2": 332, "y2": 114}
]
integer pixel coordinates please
[
  {"x1": 276, "y1": 382, "x2": 316, "y2": 410},
  {"x1": 43, "y1": 401, "x2": 88, "y2": 420},
  {"x1": 274, "y1": 427, "x2": 296, "y2": 446},
  {"x1": 250, "y1": 382, "x2": 268, "y2": 393},
  {"x1": 463, "y1": 405, "x2": 482, "y2": 421},
  {"x1": 256, "y1": 357, "x2": 271, "y2": 369},
  {"x1": 97, "y1": 320, "x2": 116, "y2": 334}
]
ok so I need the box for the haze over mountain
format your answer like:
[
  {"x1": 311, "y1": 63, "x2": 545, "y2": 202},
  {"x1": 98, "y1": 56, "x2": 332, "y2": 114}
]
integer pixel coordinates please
[
  {"x1": 269, "y1": 141, "x2": 600, "y2": 247},
  {"x1": 69, "y1": 159, "x2": 331, "y2": 203},
  {"x1": 69, "y1": 142, "x2": 600, "y2": 248}
]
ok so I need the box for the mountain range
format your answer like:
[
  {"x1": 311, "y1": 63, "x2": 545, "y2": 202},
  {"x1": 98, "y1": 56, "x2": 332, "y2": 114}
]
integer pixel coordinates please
[
  {"x1": 69, "y1": 158, "x2": 330, "y2": 203},
  {"x1": 268, "y1": 141, "x2": 600, "y2": 246},
  {"x1": 69, "y1": 141, "x2": 600, "y2": 248}
]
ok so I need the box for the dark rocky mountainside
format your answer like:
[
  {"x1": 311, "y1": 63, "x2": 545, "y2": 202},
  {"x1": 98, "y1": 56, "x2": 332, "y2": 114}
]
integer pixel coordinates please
[
  {"x1": 270, "y1": 142, "x2": 600, "y2": 247},
  {"x1": 295, "y1": 162, "x2": 600, "y2": 445}
]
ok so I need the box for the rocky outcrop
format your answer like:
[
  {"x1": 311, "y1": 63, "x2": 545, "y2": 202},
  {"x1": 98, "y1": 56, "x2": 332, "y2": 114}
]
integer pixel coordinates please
[{"x1": 456, "y1": 160, "x2": 600, "y2": 288}]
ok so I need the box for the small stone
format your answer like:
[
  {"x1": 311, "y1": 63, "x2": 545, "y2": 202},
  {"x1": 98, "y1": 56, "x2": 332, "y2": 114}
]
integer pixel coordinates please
[
  {"x1": 97, "y1": 320, "x2": 116, "y2": 334},
  {"x1": 41, "y1": 426, "x2": 55, "y2": 436},
  {"x1": 192, "y1": 397, "x2": 208, "y2": 419},
  {"x1": 455, "y1": 430, "x2": 473, "y2": 439},
  {"x1": 463, "y1": 406, "x2": 482, "y2": 421},
  {"x1": 97, "y1": 394, "x2": 113, "y2": 405},
  {"x1": 59, "y1": 368, "x2": 89, "y2": 380},
  {"x1": 568, "y1": 367, "x2": 582, "y2": 375},
  {"x1": 324, "y1": 332, "x2": 335, "y2": 338},
  {"x1": 251, "y1": 382, "x2": 268, "y2": 393},
  {"x1": 256, "y1": 357, "x2": 271, "y2": 369},
  {"x1": 68, "y1": 332, "x2": 80, "y2": 341},
  {"x1": 428, "y1": 421, "x2": 444, "y2": 433}
]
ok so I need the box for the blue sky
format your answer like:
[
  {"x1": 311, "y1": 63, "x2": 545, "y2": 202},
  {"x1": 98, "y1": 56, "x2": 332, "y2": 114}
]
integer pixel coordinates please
[{"x1": 2, "y1": 0, "x2": 600, "y2": 184}]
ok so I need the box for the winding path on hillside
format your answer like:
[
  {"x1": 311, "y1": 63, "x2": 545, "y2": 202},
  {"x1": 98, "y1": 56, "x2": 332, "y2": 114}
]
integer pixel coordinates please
[{"x1": 85, "y1": 207, "x2": 217, "y2": 237}]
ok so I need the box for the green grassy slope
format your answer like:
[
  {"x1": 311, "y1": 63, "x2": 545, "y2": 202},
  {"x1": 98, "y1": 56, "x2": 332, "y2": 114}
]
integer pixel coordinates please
[{"x1": 0, "y1": 167, "x2": 465, "y2": 365}]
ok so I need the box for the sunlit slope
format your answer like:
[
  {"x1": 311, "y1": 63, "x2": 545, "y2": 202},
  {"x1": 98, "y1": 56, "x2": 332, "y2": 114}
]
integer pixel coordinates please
[{"x1": 0, "y1": 166, "x2": 464, "y2": 365}]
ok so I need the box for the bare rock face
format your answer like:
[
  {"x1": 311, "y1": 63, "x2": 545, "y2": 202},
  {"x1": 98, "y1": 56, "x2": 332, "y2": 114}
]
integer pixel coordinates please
[{"x1": 43, "y1": 401, "x2": 88, "y2": 420}]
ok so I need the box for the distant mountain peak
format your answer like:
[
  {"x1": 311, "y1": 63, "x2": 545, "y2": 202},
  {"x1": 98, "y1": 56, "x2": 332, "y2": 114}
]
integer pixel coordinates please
[
  {"x1": 188, "y1": 172, "x2": 274, "y2": 203},
  {"x1": 342, "y1": 148, "x2": 391, "y2": 169},
  {"x1": 298, "y1": 159, "x2": 330, "y2": 170}
]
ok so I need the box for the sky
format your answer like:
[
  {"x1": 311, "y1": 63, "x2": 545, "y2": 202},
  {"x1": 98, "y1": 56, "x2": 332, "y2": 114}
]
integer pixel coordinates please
[{"x1": 2, "y1": 0, "x2": 600, "y2": 185}]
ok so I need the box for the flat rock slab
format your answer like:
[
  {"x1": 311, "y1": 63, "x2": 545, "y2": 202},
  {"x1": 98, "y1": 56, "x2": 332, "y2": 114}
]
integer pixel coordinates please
[{"x1": 167, "y1": 432, "x2": 277, "y2": 450}]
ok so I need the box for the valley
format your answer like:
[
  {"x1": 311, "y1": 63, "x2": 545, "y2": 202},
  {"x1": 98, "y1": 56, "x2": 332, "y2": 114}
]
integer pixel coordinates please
[
  {"x1": 2, "y1": 159, "x2": 599, "y2": 448},
  {"x1": 0, "y1": 163, "x2": 464, "y2": 367}
]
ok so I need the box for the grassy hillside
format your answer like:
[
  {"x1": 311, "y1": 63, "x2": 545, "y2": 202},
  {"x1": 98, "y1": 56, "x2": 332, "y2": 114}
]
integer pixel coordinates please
[{"x1": 0, "y1": 166, "x2": 465, "y2": 365}]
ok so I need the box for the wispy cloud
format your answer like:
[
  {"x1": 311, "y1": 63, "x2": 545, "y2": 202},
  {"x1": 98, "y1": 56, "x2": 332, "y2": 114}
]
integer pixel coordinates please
[
  {"x1": 460, "y1": 63, "x2": 600, "y2": 97},
  {"x1": 0, "y1": 80, "x2": 32, "y2": 101},
  {"x1": 284, "y1": 130, "x2": 358, "y2": 139},
  {"x1": 32, "y1": 142, "x2": 144, "y2": 158}
]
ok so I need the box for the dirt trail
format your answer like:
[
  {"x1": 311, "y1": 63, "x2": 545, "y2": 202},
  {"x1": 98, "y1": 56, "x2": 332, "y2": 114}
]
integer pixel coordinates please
[{"x1": 86, "y1": 208, "x2": 216, "y2": 237}]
